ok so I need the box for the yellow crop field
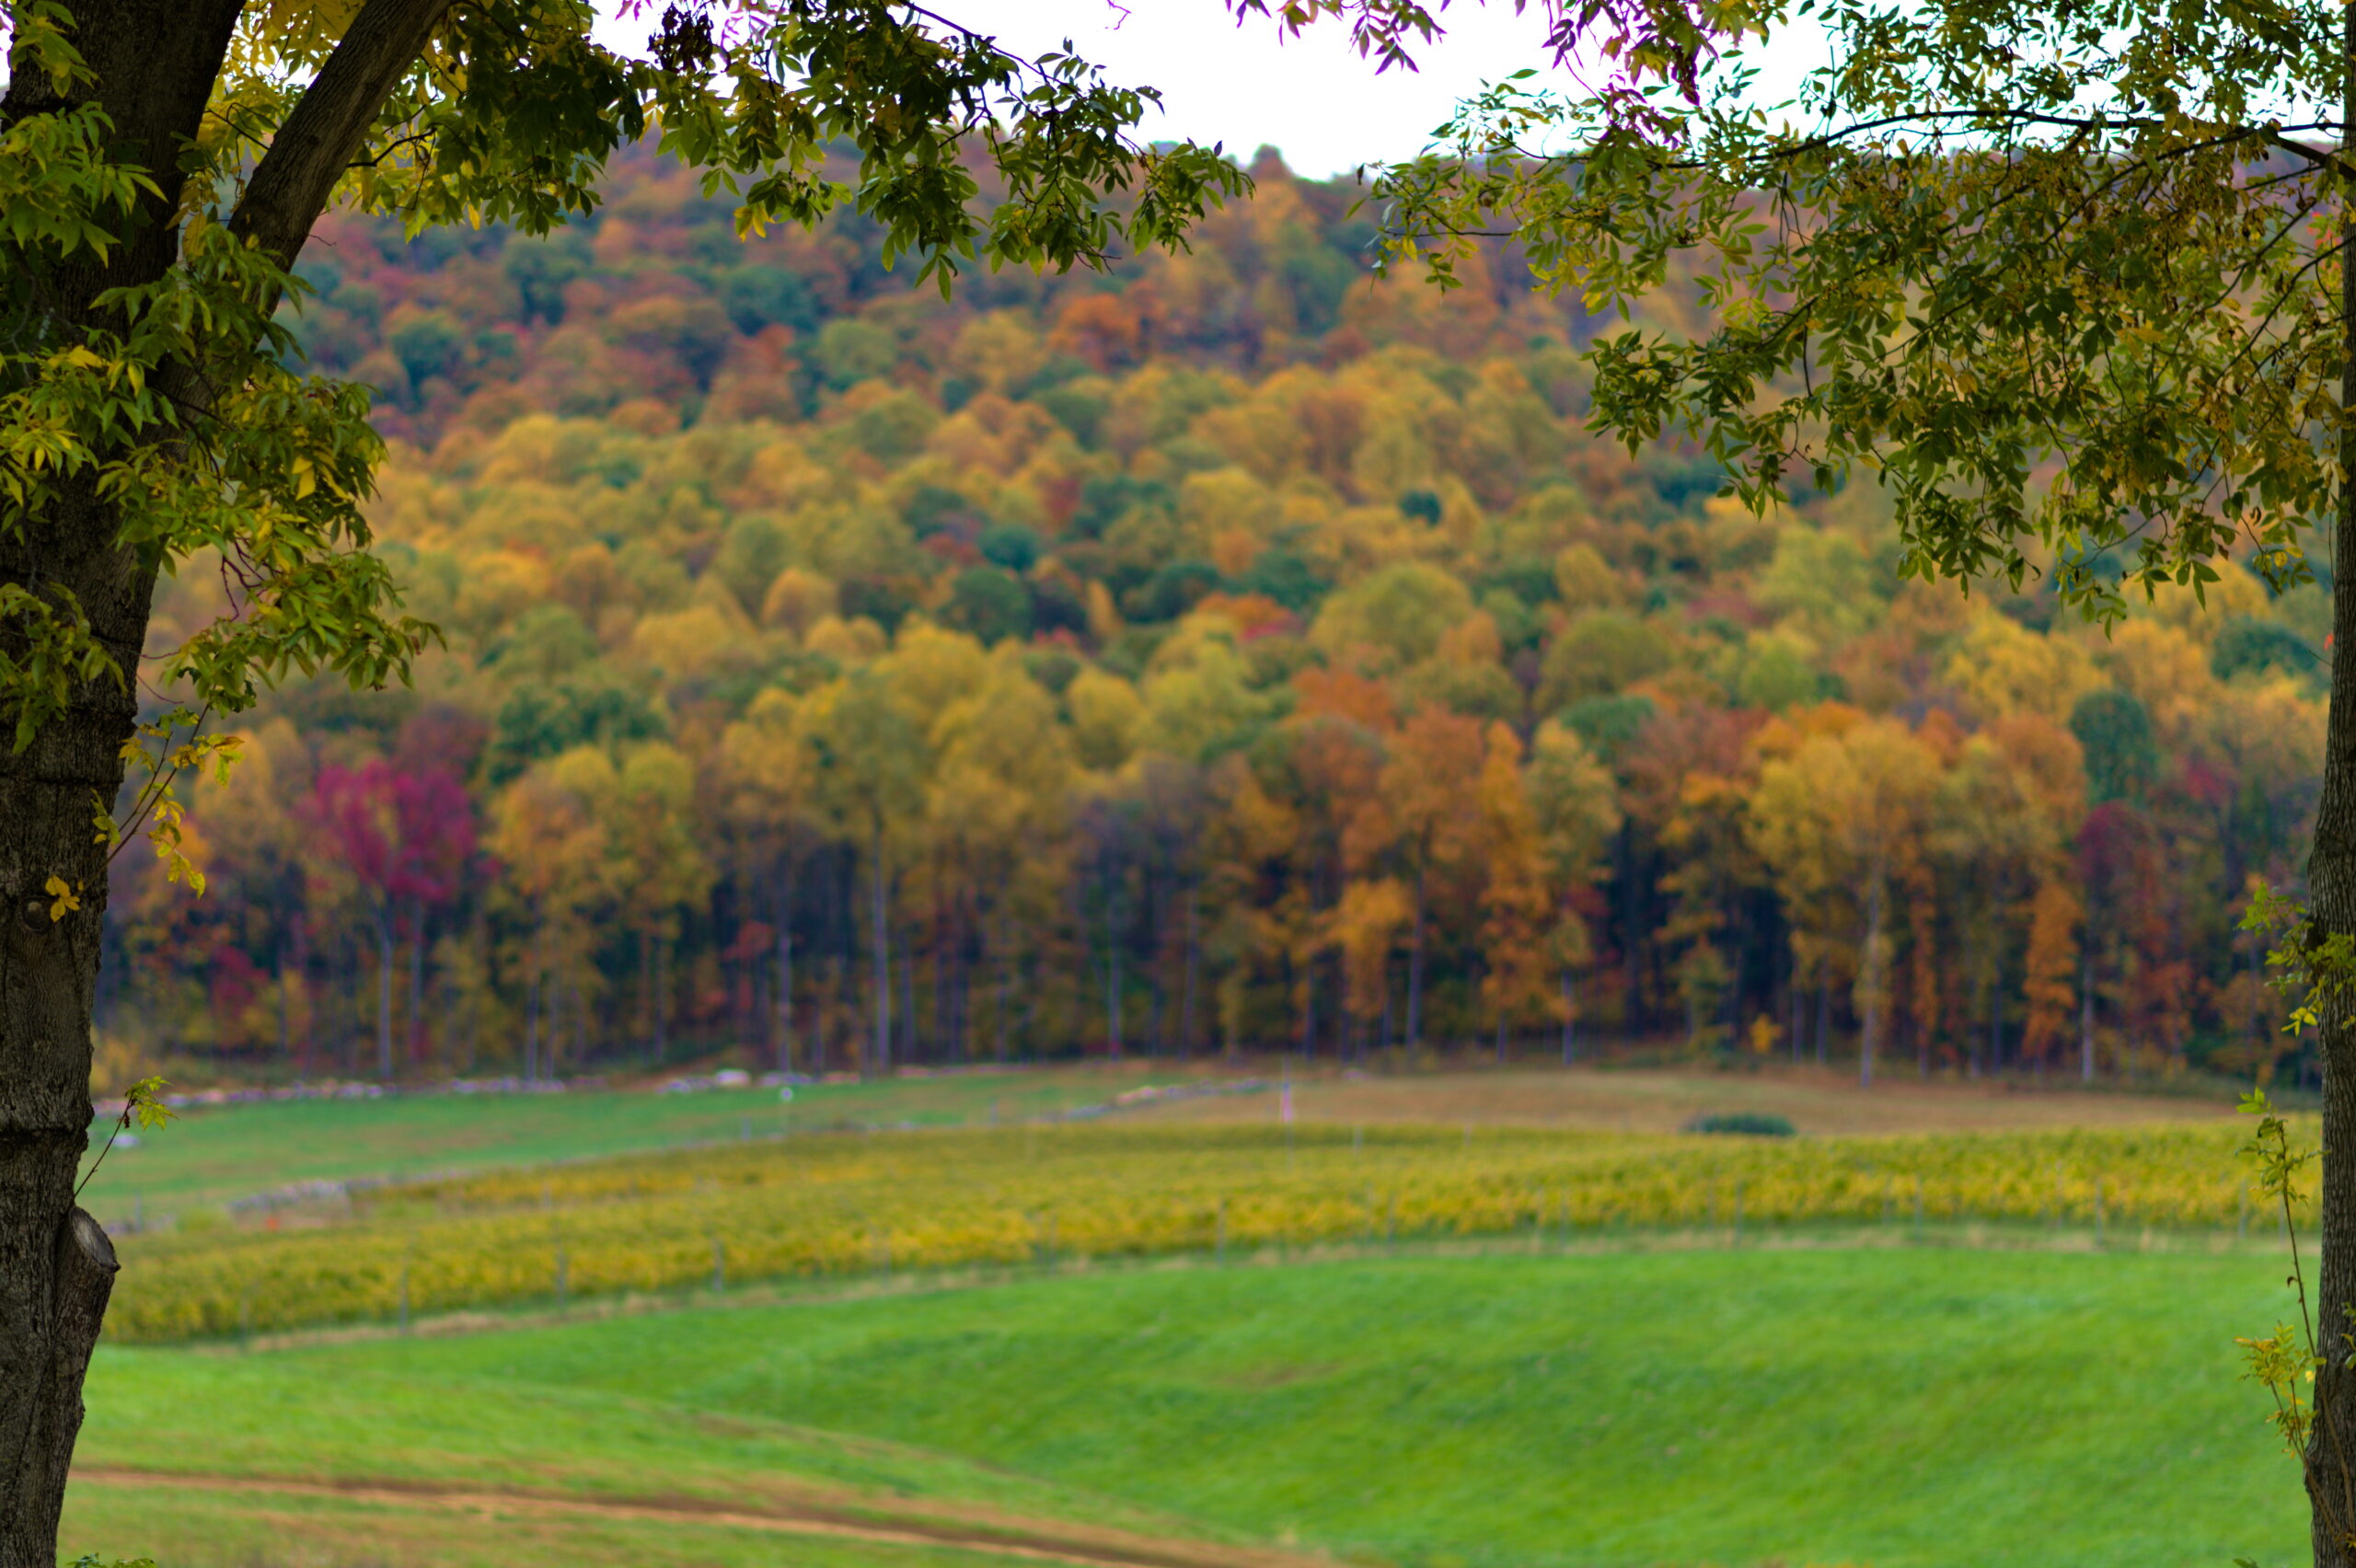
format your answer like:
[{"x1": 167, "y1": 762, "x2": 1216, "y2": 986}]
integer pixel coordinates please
[{"x1": 103, "y1": 1119, "x2": 2295, "y2": 1343}]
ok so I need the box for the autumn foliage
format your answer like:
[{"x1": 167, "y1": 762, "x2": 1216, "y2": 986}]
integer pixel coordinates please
[{"x1": 106, "y1": 146, "x2": 2326, "y2": 1085}]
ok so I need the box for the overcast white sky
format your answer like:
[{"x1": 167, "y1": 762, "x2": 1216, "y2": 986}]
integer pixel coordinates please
[
  {"x1": 600, "y1": 2, "x2": 1566, "y2": 180},
  {"x1": 941, "y1": 1, "x2": 1559, "y2": 179}
]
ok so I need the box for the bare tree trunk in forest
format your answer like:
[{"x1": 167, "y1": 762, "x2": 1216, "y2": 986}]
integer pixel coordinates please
[
  {"x1": 525, "y1": 955, "x2": 541, "y2": 1084},
  {"x1": 1103, "y1": 864, "x2": 1123, "y2": 1057},
  {"x1": 1859, "y1": 868, "x2": 1885, "y2": 1089},
  {"x1": 2080, "y1": 951, "x2": 2096, "y2": 1082},
  {"x1": 1380, "y1": 960, "x2": 1394, "y2": 1051},
  {"x1": 1815, "y1": 975, "x2": 1829, "y2": 1067},
  {"x1": 2302, "y1": 49, "x2": 2356, "y2": 1562},
  {"x1": 787, "y1": 890, "x2": 805, "y2": 1073},
  {"x1": 994, "y1": 917, "x2": 1013, "y2": 1063},
  {"x1": 899, "y1": 920, "x2": 916, "y2": 1065},
  {"x1": 547, "y1": 974, "x2": 563, "y2": 1081},
  {"x1": 374, "y1": 906, "x2": 395, "y2": 1080},
  {"x1": 930, "y1": 884, "x2": 945, "y2": 1062},
  {"x1": 1987, "y1": 950, "x2": 2004, "y2": 1074},
  {"x1": 1333, "y1": 949, "x2": 1347, "y2": 1060},
  {"x1": 277, "y1": 938, "x2": 292, "y2": 1065},
  {"x1": 1407, "y1": 855, "x2": 1427, "y2": 1047},
  {"x1": 640, "y1": 929, "x2": 655, "y2": 1064},
  {"x1": 870, "y1": 819, "x2": 889, "y2": 1079},
  {"x1": 949, "y1": 894, "x2": 965, "y2": 1062},
  {"x1": 1179, "y1": 886, "x2": 1199, "y2": 1059},
  {"x1": 293, "y1": 914, "x2": 312, "y2": 1074},
  {"x1": 653, "y1": 936, "x2": 669, "y2": 1065},
  {"x1": 1142, "y1": 865, "x2": 1163, "y2": 1055},
  {"x1": 1788, "y1": 953, "x2": 1800, "y2": 1065},
  {"x1": 1298, "y1": 948, "x2": 1314, "y2": 1060},
  {"x1": 464, "y1": 912, "x2": 485, "y2": 1074},
  {"x1": 1561, "y1": 972, "x2": 1576, "y2": 1065},
  {"x1": 408, "y1": 895, "x2": 426, "y2": 1067}
]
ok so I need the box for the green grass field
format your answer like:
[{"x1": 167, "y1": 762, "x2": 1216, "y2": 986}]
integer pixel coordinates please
[
  {"x1": 65, "y1": 1245, "x2": 2304, "y2": 1568},
  {"x1": 79, "y1": 1065, "x2": 1203, "y2": 1215}
]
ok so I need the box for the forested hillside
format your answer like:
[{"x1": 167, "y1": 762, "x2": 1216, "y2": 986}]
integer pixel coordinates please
[{"x1": 109, "y1": 144, "x2": 2327, "y2": 1088}]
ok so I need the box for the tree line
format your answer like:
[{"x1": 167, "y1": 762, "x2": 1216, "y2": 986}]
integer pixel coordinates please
[{"x1": 103, "y1": 146, "x2": 2324, "y2": 1088}]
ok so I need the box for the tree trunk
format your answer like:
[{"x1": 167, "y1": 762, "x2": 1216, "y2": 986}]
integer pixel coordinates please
[
  {"x1": 0, "y1": 3, "x2": 337, "y2": 1536},
  {"x1": 639, "y1": 928, "x2": 655, "y2": 1064},
  {"x1": 776, "y1": 918, "x2": 794, "y2": 1076},
  {"x1": 375, "y1": 907, "x2": 395, "y2": 1080},
  {"x1": 277, "y1": 937, "x2": 293, "y2": 1063},
  {"x1": 899, "y1": 920, "x2": 917, "y2": 1065},
  {"x1": 408, "y1": 895, "x2": 427, "y2": 1067},
  {"x1": 653, "y1": 935, "x2": 668, "y2": 1065},
  {"x1": 1561, "y1": 972, "x2": 1576, "y2": 1066},
  {"x1": 870, "y1": 819, "x2": 889, "y2": 1079},
  {"x1": 1406, "y1": 856, "x2": 1427, "y2": 1047},
  {"x1": 1179, "y1": 885, "x2": 1199, "y2": 1060},
  {"x1": 524, "y1": 961, "x2": 540, "y2": 1085},
  {"x1": 292, "y1": 914, "x2": 312, "y2": 1074},
  {"x1": 1988, "y1": 950, "x2": 2004, "y2": 1074},
  {"x1": 1103, "y1": 862, "x2": 1123, "y2": 1057},
  {"x1": 2080, "y1": 951, "x2": 2096, "y2": 1082},
  {"x1": 1788, "y1": 952, "x2": 1801, "y2": 1065},
  {"x1": 2306, "y1": 40, "x2": 2356, "y2": 1556},
  {"x1": 995, "y1": 916, "x2": 1013, "y2": 1064},
  {"x1": 1859, "y1": 867, "x2": 1885, "y2": 1089},
  {"x1": 0, "y1": 1207, "x2": 118, "y2": 1562},
  {"x1": 0, "y1": 757, "x2": 131, "y2": 1565}
]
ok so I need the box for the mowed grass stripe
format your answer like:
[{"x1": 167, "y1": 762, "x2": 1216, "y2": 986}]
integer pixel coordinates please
[{"x1": 76, "y1": 1249, "x2": 2301, "y2": 1568}]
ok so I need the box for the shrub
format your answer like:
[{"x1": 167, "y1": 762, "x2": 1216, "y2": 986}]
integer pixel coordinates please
[{"x1": 1685, "y1": 1112, "x2": 1796, "y2": 1137}]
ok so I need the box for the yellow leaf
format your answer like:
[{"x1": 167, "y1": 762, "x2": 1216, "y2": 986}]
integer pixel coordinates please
[{"x1": 43, "y1": 874, "x2": 79, "y2": 921}]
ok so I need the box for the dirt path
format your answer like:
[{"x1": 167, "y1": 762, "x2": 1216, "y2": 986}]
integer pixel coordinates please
[{"x1": 71, "y1": 1465, "x2": 1316, "y2": 1568}]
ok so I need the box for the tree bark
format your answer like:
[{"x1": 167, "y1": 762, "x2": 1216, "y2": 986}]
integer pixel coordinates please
[
  {"x1": 1561, "y1": 972, "x2": 1576, "y2": 1066},
  {"x1": 775, "y1": 914, "x2": 794, "y2": 1077},
  {"x1": 524, "y1": 928, "x2": 543, "y2": 1084},
  {"x1": 375, "y1": 906, "x2": 394, "y2": 1080},
  {"x1": 1103, "y1": 854, "x2": 1123, "y2": 1057},
  {"x1": 1179, "y1": 885, "x2": 1199, "y2": 1060},
  {"x1": 0, "y1": 1208, "x2": 117, "y2": 1562},
  {"x1": 408, "y1": 895, "x2": 426, "y2": 1067},
  {"x1": 1406, "y1": 855, "x2": 1426, "y2": 1047},
  {"x1": 2079, "y1": 951, "x2": 2096, "y2": 1083},
  {"x1": 1859, "y1": 866, "x2": 1884, "y2": 1089},
  {"x1": 653, "y1": 935, "x2": 668, "y2": 1065},
  {"x1": 869, "y1": 818, "x2": 889, "y2": 1079},
  {"x1": 2305, "y1": 34, "x2": 2356, "y2": 1558}
]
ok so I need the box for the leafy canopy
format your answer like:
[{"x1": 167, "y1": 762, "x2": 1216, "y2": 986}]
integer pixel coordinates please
[
  {"x1": 1361, "y1": 0, "x2": 2352, "y2": 620},
  {"x1": 0, "y1": 0, "x2": 1250, "y2": 866}
]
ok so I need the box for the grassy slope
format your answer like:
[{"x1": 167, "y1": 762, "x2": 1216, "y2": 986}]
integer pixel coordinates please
[
  {"x1": 68, "y1": 1332, "x2": 1239, "y2": 1568},
  {"x1": 80, "y1": 1066, "x2": 1200, "y2": 1213},
  {"x1": 71, "y1": 1246, "x2": 2302, "y2": 1568}
]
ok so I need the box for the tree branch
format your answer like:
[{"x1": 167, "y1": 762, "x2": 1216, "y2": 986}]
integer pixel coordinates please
[{"x1": 227, "y1": 0, "x2": 461, "y2": 269}]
